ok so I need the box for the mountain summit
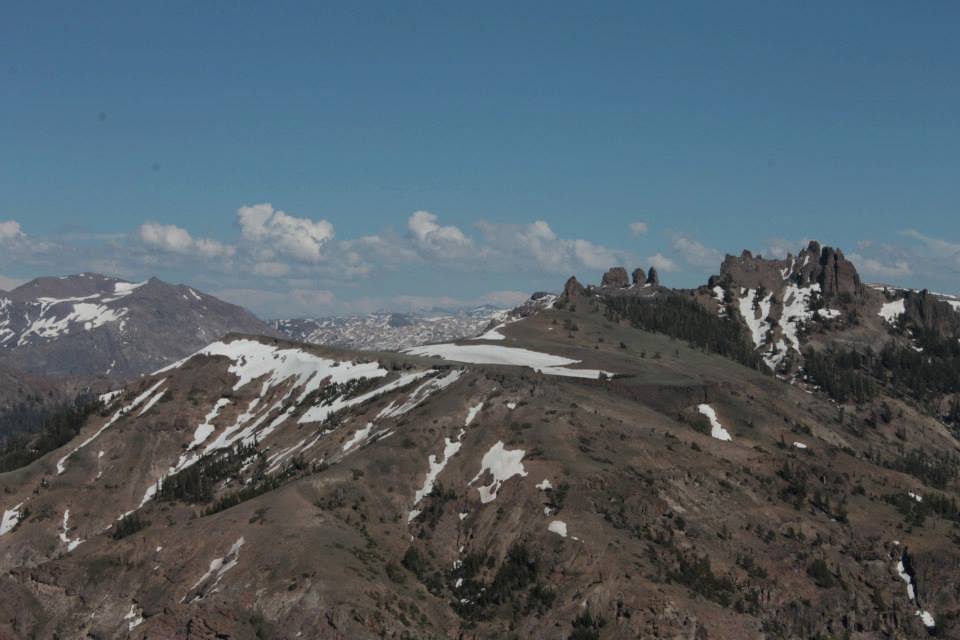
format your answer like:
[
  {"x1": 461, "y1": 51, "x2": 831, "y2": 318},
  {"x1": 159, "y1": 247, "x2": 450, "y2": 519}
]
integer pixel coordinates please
[{"x1": 0, "y1": 273, "x2": 276, "y2": 378}]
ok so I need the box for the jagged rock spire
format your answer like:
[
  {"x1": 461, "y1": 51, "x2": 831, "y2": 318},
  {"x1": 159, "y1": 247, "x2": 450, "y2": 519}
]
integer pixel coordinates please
[
  {"x1": 647, "y1": 266, "x2": 660, "y2": 287},
  {"x1": 562, "y1": 276, "x2": 586, "y2": 299}
]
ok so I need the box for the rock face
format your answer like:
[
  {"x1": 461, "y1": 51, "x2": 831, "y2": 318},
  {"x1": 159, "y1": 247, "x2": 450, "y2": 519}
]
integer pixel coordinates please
[
  {"x1": 0, "y1": 273, "x2": 278, "y2": 379},
  {"x1": 601, "y1": 267, "x2": 630, "y2": 288},
  {"x1": 814, "y1": 244, "x2": 864, "y2": 297},
  {"x1": 632, "y1": 268, "x2": 646, "y2": 287},
  {"x1": 647, "y1": 266, "x2": 660, "y2": 287},
  {"x1": 717, "y1": 241, "x2": 863, "y2": 298},
  {"x1": 562, "y1": 276, "x2": 586, "y2": 299},
  {"x1": 899, "y1": 290, "x2": 960, "y2": 338}
]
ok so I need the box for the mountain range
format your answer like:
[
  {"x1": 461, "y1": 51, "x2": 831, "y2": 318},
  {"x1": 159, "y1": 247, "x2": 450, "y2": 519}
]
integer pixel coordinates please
[{"x1": 1, "y1": 243, "x2": 960, "y2": 638}]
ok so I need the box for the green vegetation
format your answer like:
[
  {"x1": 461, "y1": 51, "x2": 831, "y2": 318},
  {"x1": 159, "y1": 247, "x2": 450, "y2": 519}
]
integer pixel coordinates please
[
  {"x1": 806, "y1": 559, "x2": 836, "y2": 589},
  {"x1": 157, "y1": 441, "x2": 261, "y2": 503},
  {"x1": 569, "y1": 610, "x2": 605, "y2": 640},
  {"x1": 667, "y1": 551, "x2": 737, "y2": 606},
  {"x1": 111, "y1": 512, "x2": 150, "y2": 540},
  {"x1": 205, "y1": 455, "x2": 310, "y2": 516},
  {"x1": 803, "y1": 332, "x2": 960, "y2": 405},
  {"x1": 802, "y1": 347, "x2": 876, "y2": 404},
  {"x1": 0, "y1": 392, "x2": 102, "y2": 472},
  {"x1": 885, "y1": 449, "x2": 959, "y2": 490},
  {"x1": 604, "y1": 293, "x2": 765, "y2": 370}
]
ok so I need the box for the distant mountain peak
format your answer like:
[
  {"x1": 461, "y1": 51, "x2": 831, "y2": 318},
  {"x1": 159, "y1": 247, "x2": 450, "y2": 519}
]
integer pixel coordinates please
[{"x1": 0, "y1": 273, "x2": 277, "y2": 378}]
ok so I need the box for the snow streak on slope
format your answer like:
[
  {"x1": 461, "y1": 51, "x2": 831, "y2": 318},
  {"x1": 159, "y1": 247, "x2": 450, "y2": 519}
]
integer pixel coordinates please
[
  {"x1": 404, "y1": 344, "x2": 613, "y2": 379},
  {"x1": 408, "y1": 400, "x2": 484, "y2": 522},
  {"x1": 58, "y1": 509, "x2": 83, "y2": 552},
  {"x1": 184, "y1": 537, "x2": 245, "y2": 603},
  {"x1": 135, "y1": 345, "x2": 444, "y2": 511},
  {"x1": 298, "y1": 370, "x2": 431, "y2": 425},
  {"x1": 57, "y1": 378, "x2": 167, "y2": 475},
  {"x1": 377, "y1": 370, "x2": 463, "y2": 419},
  {"x1": 738, "y1": 289, "x2": 772, "y2": 350}
]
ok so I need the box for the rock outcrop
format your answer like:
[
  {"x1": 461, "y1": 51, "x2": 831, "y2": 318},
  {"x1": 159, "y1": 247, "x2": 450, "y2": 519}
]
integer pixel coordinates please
[
  {"x1": 647, "y1": 266, "x2": 660, "y2": 287},
  {"x1": 631, "y1": 268, "x2": 646, "y2": 287},
  {"x1": 717, "y1": 241, "x2": 864, "y2": 298},
  {"x1": 562, "y1": 276, "x2": 587, "y2": 299},
  {"x1": 899, "y1": 290, "x2": 960, "y2": 338},
  {"x1": 601, "y1": 267, "x2": 630, "y2": 289}
]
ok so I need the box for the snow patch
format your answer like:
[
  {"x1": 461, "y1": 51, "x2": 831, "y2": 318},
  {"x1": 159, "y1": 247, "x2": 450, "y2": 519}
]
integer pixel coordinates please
[
  {"x1": 465, "y1": 402, "x2": 484, "y2": 426},
  {"x1": 879, "y1": 299, "x2": 905, "y2": 325},
  {"x1": 697, "y1": 404, "x2": 732, "y2": 442},
  {"x1": 469, "y1": 441, "x2": 527, "y2": 503},
  {"x1": 124, "y1": 603, "x2": 144, "y2": 631},
  {"x1": 0, "y1": 503, "x2": 23, "y2": 536},
  {"x1": 548, "y1": 520, "x2": 568, "y2": 538},
  {"x1": 404, "y1": 343, "x2": 614, "y2": 379}
]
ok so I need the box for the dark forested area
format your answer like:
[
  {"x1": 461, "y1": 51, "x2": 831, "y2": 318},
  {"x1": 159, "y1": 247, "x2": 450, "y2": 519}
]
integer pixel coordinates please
[
  {"x1": 603, "y1": 293, "x2": 765, "y2": 371},
  {"x1": 0, "y1": 392, "x2": 102, "y2": 472}
]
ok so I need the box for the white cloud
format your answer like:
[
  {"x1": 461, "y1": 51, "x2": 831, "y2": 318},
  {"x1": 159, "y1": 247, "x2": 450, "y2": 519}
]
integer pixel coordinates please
[
  {"x1": 0, "y1": 220, "x2": 25, "y2": 242},
  {"x1": 671, "y1": 234, "x2": 723, "y2": 268},
  {"x1": 477, "y1": 220, "x2": 629, "y2": 274},
  {"x1": 237, "y1": 203, "x2": 334, "y2": 263},
  {"x1": 848, "y1": 254, "x2": 912, "y2": 279},
  {"x1": 139, "y1": 222, "x2": 235, "y2": 258},
  {"x1": 902, "y1": 229, "x2": 960, "y2": 265},
  {"x1": 408, "y1": 211, "x2": 472, "y2": 258},
  {"x1": 647, "y1": 253, "x2": 679, "y2": 272},
  {"x1": 252, "y1": 261, "x2": 290, "y2": 277},
  {"x1": 629, "y1": 221, "x2": 648, "y2": 236}
]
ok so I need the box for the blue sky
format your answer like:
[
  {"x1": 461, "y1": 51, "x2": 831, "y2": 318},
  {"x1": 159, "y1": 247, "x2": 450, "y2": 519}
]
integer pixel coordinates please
[{"x1": 2, "y1": 2, "x2": 959, "y2": 317}]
